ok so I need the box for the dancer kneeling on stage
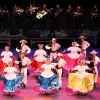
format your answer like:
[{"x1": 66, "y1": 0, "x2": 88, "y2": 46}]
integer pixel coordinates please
[
  {"x1": 68, "y1": 58, "x2": 94, "y2": 95},
  {"x1": 0, "y1": 61, "x2": 22, "y2": 96},
  {"x1": 38, "y1": 57, "x2": 59, "y2": 94}
]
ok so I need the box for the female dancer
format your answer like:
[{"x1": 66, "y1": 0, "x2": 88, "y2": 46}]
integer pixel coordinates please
[
  {"x1": 68, "y1": 59, "x2": 94, "y2": 95},
  {"x1": 63, "y1": 42, "x2": 82, "y2": 71},
  {"x1": 38, "y1": 57, "x2": 59, "y2": 94},
  {"x1": 0, "y1": 61, "x2": 22, "y2": 96},
  {"x1": 31, "y1": 44, "x2": 47, "y2": 72},
  {"x1": 0, "y1": 44, "x2": 14, "y2": 73}
]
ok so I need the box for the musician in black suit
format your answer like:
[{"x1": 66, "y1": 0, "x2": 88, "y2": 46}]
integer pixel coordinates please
[
  {"x1": 90, "y1": 5, "x2": 98, "y2": 30},
  {"x1": 73, "y1": 5, "x2": 83, "y2": 30},
  {"x1": 66, "y1": 5, "x2": 74, "y2": 30},
  {"x1": 55, "y1": 4, "x2": 62, "y2": 31}
]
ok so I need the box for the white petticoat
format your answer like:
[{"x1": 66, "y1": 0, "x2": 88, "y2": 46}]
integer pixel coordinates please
[
  {"x1": 1, "y1": 57, "x2": 13, "y2": 64},
  {"x1": 67, "y1": 53, "x2": 80, "y2": 59},
  {"x1": 41, "y1": 70, "x2": 54, "y2": 78},
  {"x1": 75, "y1": 72, "x2": 89, "y2": 79},
  {"x1": 34, "y1": 56, "x2": 46, "y2": 62}
]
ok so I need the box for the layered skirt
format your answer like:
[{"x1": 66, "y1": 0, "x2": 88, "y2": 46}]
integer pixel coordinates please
[
  {"x1": 38, "y1": 74, "x2": 59, "y2": 91},
  {"x1": 68, "y1": 73, "x2": 94, "y2": 93},
  {"x1": 1, "y1": 74, "x2": 22, "y2": 93},
  {"x1": 63, "y1": 54, "x2": 83, "y2": 71},
  {"x1": 30, "y1": 58, "x2": 45, "y2": 71}
]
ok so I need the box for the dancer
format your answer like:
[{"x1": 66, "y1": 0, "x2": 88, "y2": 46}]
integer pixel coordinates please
[
  {"x1": 15, "y1": 52, "x2": 31, "y2": 88},
  {"x1": 68, "y1": 58, "x2": 94, "y2": 95},
  {"x1": 1, "y1": 44, "x2": 13, "y2": 64},
  {"x1": 79, "y1": 36, "x2": 90, "y2": 56},
  {"x1": 16, "y1": 40, "x2": 31, "y2": 54},
  {"x1": 63, "y1": 42, "x2": 82, "y2": 71},
  {"x1": 46, "y1": 38, "x2": 61, "y2": 62},
  {"x1": 86, "y1": 50, "x2": 100, "y2": 85},
  {"x1": 0, "y1": 44, "x2": 14, "y2": 73},
  {"x1": 31, "y1": 44, "x2": 47, "y2": 72},
  {"x1": 38, "y1": 57, "x2": 59, "y2": 94},
  {"x1": 57, "y1": 53, "x2": 66, "y2": 89},
  {"x1": 0, "y1": 61, "x2": 22, "y2": 96}
]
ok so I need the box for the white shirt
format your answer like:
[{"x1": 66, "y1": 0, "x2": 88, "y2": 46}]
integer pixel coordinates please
[
  {"x1": 51, "y1": 43, "x2": 61, "y2": 52},
  {"x1": 58, "y1": 58, "x2": 66, "y2": 68},
  {"x1": 4, "y1": 67, "x2": 17, "y2": 80},
  {"x1": 94, "y1": 56, "x2": 100, "y2": 65},
  {"x1": 15, "y1": 57, "x2": 31, "y2": 66},
  {"x1": 67, "y1": 47, "x2": 81, "y2": 54},
  {"x1": 21, "y1": 45, "x2": 31, "y2": 54},
  {"x1": 67, "y1": 47, "x2": 81, "y2": 59},
  {"x1": 41, "y1": 64, "x2": 54, "y2": 78},
  {"x1": 1, "y1": 51, "x2": 13, "y2": 58},
  {"x1": 86, "y1": 56, "x2": 100, "y2": 66},
  {"x1": 81, "y1": 41, "x2": 90, "y2": 50},
  {"x1": 34, "y1": 49, "x2": 47, "y2": 62},
  {"x1": 1, "y1": 51, "x2": 13, "y2": 63},
  {"x1": 73, "y1": 65, "x2": 90, "y2": 79}
]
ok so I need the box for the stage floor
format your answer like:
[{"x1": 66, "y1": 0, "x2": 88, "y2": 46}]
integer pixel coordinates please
[
  {"x1": 0, "y1": 48, "x2": 100, "y2": 100},
  {"x1": 0, "y1": 68, "x2": 100, "y2": 100}
]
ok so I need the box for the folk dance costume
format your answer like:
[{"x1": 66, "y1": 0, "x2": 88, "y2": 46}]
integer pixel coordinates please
[
  {"x1": 57, "y1": 53, "x2": 66, "y2": 89},
  {"x1": 16, "y1": 40, "x2": 31, "y2": 54},
  {"x1": 86, "y1": 50, "x2": 100, "y2": 84},
  {"x1": 15, "y1": 52, "x2": 31, "y2": 87},
  {"x1": 0, "y1": 61, "x2": 22, "y2": 96},
  {"x1": 50, "y1": 38, "x2": 61, "y2": 62},
  {"x1": 63, "y1": 42, "x2": 82, "y2": 71},
  {"x1": 79, "y1": 36, "x2": 90, "y2": 56},
  {"x1": 1, "y1": 48, "x2": 13, "y2": 64},
  {"x1": 0, "y1": 45, "x2": 13, "y2": 73},
  {"x1": 38, "y1": 58, "x2": 59, "y2": 93},
  {"x1": 68, "y1": 59, "x2": 94, "y2": 95},
  {"x1": 31, "y1": 44, "x2": 47, "y2": 72}
]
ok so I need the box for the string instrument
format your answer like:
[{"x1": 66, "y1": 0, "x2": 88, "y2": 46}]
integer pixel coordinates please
[
  {"x1": 28, "y1": 6, "x2": 39, "y2": 14},
  {"x1": 14, "y1": 7, "x2": 24, "y2": 15},
  {"x1": 55, "y1": 9, "x2": 63, "y2": 17},
  {"x1": 90, "y1": 12, "x2": 98, "y2": 19},
  {"x1": 73, "y1": 11, "x2": 82, "y2": 17},
  {"x1": 36, "y1": 10, "x2": 47, "y2": 19}
]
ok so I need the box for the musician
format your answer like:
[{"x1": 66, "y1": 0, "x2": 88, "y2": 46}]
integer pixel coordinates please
[
  {"x1": 16, "y1": 40, "x2": 31, "y2": 55},
  {"x1": 15, "y1": 52, "x2": 31, "y2": 88},
  {"x1": 79, "y1": 36, "x2": 90, "y2": 56},
  {"x1": 48, "y1": 8, "x2": 56, "y2": 37},
  {"x1": 11, "y1": 6, "x2": 25, "y2": 34},
  {"x1": 57, "y1": 53, "x2": 66, "y2": 89},
  {"x1": 66, "y1": 5, "x2": 74, "y2": 30},
  {"x1": 90, "y1": 5, "x2": 98, "y2": 18},
  {"x1": 73, "y1": 5, "x2": 83, "y2": 30},
  {"x1": 42, "y1": 4, "x2": 48, "y2": 11},
  {"x1": 49, "y1": 38, "x2": 61, "y2": 62},
  {"x1": 55, "y1": 4, "x2": 62, "y2": 31},
  {"x1": 27, "y1": 3, "x2": 37, "y2": 15},
  {"x1": 90, "y1": 5, "x2": 98, "y2": 30},
  {"x1": 38, "y1": 4, "x2": 48, "y2": 32}
]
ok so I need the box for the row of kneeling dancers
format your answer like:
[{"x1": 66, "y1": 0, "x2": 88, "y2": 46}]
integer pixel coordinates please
[{"x1": 0, "y1": 36, "x2": 99, "y2": 96}]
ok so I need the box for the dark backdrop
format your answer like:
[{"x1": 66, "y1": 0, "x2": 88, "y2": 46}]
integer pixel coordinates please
[{"x1": 1, "y1": 0, "x2": 100, "y2": 7}]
